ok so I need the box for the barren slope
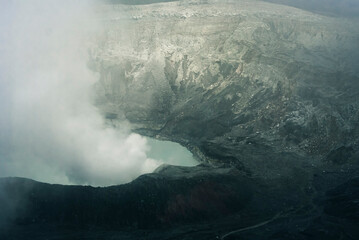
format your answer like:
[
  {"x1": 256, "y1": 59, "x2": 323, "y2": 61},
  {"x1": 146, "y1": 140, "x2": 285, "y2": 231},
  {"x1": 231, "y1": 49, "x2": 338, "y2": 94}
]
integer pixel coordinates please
[{"x1": 91, "y1": 0, "x2": 359, "y2": 177}]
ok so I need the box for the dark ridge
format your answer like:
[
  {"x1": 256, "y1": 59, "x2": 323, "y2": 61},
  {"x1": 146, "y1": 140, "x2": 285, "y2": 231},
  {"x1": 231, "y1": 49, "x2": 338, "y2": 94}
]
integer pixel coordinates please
[
  {"x1": 0, "y1": 165, "x2": 255, "y2": 229},
  {"x1": 1, "y1": 170, "x2": 359, "y2": 239}
]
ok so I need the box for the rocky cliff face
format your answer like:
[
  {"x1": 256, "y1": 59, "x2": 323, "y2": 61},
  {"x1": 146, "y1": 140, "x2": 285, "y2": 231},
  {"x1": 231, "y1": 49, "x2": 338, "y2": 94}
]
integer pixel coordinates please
[{"x1": 90, "y1": 0, "x2": 359, "y2": 177}]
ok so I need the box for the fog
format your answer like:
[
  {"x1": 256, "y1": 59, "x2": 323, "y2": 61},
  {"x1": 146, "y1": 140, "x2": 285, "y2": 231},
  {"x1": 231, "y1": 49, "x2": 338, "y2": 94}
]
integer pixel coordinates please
[{"x1": 0, "y1": 0, "x2": 165, "y2": 186}]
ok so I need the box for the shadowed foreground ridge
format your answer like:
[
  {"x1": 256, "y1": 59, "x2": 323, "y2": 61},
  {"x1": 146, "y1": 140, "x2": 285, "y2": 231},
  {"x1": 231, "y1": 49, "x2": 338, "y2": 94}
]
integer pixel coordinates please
[{"x1": 1, "y1": 164, "x2": 359, "y2": 239}]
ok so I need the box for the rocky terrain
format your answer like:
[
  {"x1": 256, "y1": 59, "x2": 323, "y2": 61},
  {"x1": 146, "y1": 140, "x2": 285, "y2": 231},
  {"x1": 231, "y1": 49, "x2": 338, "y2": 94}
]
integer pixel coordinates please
[
  {"x1": 1, "y1": 0, "x2": 359, "y2": 239},
  {"x1": 91, "y1": 0, "x2": 359, "y2": 177}
]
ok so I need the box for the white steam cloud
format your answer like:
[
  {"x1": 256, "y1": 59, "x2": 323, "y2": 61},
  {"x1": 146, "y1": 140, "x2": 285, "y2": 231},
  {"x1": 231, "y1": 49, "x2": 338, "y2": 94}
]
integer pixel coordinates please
[{"x1": 0, "y1": 0, "x2": 161, "y2": 186}]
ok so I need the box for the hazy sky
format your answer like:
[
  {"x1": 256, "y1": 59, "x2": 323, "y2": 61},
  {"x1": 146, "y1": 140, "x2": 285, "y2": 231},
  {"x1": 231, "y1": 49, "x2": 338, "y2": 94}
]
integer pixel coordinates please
[
  {"x1": 0, "y1": 0, "x2": 166, "y2": 186},
  {"x1": 263, "y1": 0, "x2": 359, "y2": 17},
  {"x1": 111, "y1": 0, "x2": 359, "y2": 17}
]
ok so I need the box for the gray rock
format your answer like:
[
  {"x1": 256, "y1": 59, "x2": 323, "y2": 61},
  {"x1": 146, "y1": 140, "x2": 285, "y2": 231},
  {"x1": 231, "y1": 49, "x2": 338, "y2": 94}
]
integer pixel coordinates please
[{"x1": 90, "y1": 0, "x2": 359, "y2": 178}]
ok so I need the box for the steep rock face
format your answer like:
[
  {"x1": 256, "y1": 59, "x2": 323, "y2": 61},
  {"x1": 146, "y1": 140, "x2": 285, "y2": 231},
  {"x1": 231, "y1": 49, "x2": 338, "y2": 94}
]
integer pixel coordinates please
[{"x1": 90, "y1": 0, "x2": 359, "y2": 176}]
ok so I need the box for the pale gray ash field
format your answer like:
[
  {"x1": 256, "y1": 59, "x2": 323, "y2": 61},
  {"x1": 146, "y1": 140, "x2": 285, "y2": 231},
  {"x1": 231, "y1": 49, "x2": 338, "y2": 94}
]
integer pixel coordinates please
[{"x1": 0, "y1": 0, "x2": 358, "y2": 239}]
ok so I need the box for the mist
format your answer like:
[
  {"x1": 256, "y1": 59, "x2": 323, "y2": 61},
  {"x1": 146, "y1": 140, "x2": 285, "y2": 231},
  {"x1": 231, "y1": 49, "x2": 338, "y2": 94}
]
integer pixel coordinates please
[{"x1": 0, "y1": 0, "x2": 163, "y2": 186}]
